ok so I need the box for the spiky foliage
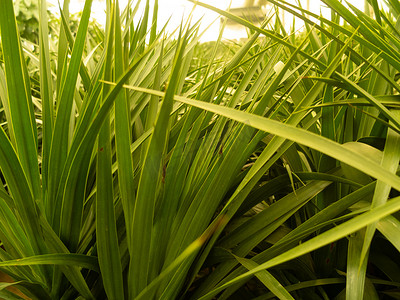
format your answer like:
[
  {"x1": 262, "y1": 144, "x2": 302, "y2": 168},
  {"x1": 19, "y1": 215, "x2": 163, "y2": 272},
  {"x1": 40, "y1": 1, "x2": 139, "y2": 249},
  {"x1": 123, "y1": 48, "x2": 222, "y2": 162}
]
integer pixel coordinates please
[{"x1": 0, "y1": 0, "x2": 399, "y2": 299}]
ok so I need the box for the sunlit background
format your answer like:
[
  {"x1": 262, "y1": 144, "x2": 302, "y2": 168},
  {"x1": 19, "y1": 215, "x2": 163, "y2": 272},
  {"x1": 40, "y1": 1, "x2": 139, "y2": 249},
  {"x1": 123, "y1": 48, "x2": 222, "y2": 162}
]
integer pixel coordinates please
[{"x1": 49, "y1": 0, "x2": 380, "y2": 41}]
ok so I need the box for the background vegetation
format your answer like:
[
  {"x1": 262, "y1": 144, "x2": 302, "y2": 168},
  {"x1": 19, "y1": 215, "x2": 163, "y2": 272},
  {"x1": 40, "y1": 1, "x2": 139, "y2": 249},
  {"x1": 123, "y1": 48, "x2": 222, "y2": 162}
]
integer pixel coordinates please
[{"x1": 0, "y1": 0, "x2": 400, "y2": 299}]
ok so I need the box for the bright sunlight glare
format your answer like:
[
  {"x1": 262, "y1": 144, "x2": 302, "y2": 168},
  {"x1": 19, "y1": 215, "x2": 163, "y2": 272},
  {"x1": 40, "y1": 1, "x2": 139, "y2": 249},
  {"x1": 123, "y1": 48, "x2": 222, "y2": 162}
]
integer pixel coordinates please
[{"x1": 49, "y1": 0, "x2": 382, "y2": 42}]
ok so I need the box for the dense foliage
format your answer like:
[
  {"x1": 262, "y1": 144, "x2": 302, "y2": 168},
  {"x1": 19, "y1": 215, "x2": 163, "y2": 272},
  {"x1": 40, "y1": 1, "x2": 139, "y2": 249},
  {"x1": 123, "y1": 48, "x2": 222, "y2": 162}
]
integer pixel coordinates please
[{"x1": 0, "y1": 0, "x2": 400, "y2": 299}]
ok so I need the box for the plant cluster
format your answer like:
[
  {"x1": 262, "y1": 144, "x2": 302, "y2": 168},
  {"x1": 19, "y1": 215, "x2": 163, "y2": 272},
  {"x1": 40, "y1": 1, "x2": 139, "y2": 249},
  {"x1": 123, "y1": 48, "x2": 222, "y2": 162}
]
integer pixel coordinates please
[{"x1": 0, "y1": 0, "x2": 399, "y2": 299}]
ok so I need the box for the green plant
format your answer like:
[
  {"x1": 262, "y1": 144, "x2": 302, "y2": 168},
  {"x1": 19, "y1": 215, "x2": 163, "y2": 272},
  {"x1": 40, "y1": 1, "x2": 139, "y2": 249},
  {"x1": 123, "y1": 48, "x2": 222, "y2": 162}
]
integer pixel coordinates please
[{"x1": 0, "y1": 0, "x2": 399, "y2": 299}]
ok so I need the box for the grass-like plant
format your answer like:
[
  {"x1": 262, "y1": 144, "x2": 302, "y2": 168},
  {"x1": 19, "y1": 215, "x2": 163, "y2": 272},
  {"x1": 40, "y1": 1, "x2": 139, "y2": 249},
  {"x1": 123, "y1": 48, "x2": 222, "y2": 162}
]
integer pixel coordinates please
[{"x1": 0, "y1": 0, "x2": 400, "y2": 299}]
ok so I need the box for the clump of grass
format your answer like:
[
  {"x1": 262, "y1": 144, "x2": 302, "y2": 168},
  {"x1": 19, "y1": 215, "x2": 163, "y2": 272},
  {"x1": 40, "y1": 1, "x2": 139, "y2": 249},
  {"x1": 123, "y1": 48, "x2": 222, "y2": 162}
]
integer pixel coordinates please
[{"x1": 0, "y1": 0, "x2": 399, "y2": 299}]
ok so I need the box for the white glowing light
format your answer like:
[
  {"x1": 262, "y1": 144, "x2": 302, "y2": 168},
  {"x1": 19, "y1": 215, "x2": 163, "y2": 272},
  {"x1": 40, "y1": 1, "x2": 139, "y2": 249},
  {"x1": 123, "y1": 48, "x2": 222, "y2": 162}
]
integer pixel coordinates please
[{"x1": 48, "y1": 0, "x2": 386, "y2": 42}]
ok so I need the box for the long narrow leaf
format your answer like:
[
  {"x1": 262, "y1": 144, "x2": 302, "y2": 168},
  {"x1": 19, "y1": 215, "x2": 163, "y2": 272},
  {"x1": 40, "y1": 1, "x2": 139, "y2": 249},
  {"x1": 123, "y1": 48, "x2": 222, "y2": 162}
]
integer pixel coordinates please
[{"x1": 108, "y1": 85, "x2": 400, "y2": 192}]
